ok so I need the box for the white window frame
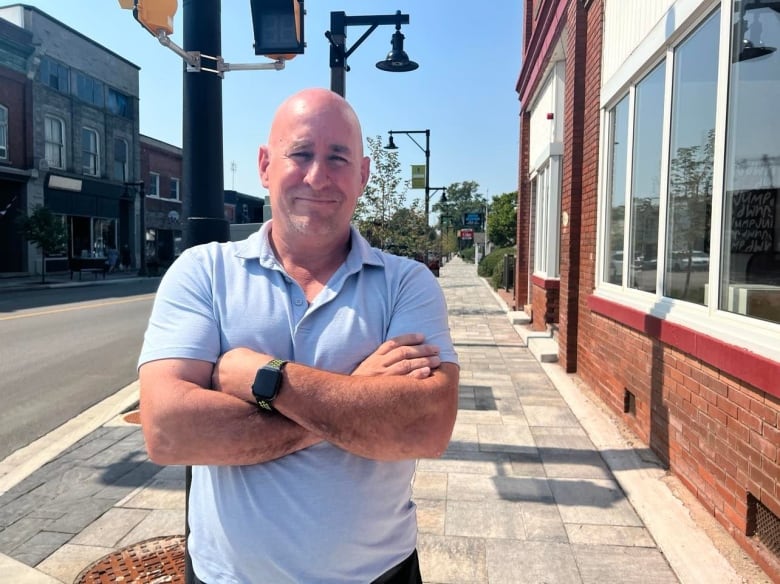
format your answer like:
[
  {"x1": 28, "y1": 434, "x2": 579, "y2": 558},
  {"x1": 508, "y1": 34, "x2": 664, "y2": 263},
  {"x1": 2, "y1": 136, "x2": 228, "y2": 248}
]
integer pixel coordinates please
[
  {"x1": 169, "y1": 177, "x2": 180, "y2": 200},
  {"x1": 532, "y1": 158, "x2": 562, "y2": 277},
  {"x1": 0, "y1": 105, "x2": 7, "y2": 160},
  {"x1": 595, "y1": 2, "x2": 779, "y2": 363},
  {"x1": 148, "y1": 172, "x2": 160, "y2": 197},
  {"x1": 81, "y1": 127, "x2": 100, "y2": 176},
  {"x1": 44, "y1": 115, "x2": 66, "y2": 169}
]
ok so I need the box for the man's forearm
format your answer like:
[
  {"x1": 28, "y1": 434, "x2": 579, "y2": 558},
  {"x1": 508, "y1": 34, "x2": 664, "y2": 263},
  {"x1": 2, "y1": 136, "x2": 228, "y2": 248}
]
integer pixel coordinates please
[
  {"x1": 273, "y1": 362, "x2": 459, "y2": 461},
  {"x1": 139, "y1": 363, "x2": 320, "y2": 466}
]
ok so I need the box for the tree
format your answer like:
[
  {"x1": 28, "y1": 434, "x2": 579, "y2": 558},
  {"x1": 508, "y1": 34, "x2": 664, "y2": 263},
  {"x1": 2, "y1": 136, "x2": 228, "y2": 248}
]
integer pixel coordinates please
[
  {"x1": 18, "y1": 205, "x2": 67, "y2": 283},
  {"x1": 354, "y1": 135, "x2": 408, "y2": 248},
  {"x1": 666, "y1": 128, "x2": 714, "y2": 299},
  {"x1": 487, "y1": 191, "x2": 517, "y2": 247},
  {"x1": 386, "y1": 201, "x2": 433, "y2": 255}
]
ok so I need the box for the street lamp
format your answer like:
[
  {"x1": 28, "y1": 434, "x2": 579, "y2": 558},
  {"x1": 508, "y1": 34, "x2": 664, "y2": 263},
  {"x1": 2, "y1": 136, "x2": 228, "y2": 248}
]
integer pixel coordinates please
[
  {"x1": 384, "y1": 129, "x2": 433, "y2": 224},
  {"x1": 325, "y1": 10, "x2": 418, "y2": 97}
]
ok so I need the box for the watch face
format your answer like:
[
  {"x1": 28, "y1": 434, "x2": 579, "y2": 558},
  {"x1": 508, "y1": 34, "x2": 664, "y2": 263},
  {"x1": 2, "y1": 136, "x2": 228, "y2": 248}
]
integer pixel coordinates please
[{"x1": 252, "y1": 360, "x2": 286, "y2": 410}]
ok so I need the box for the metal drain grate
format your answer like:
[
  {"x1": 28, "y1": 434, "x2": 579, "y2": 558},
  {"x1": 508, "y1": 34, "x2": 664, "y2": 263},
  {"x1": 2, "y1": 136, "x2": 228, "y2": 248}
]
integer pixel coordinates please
[
  {"x1": 73, "y1": 536, "x2": 185, "y2": 583},
  {"x1": 755, "y1": 498, "x2": 780, "y2": 558}
]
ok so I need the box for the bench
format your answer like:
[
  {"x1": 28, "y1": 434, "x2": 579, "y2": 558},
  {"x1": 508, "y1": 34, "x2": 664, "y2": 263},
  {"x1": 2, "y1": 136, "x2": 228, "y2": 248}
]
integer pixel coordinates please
[{"x1": 69, "y1": 257, "x2": 108, "y2": 280}]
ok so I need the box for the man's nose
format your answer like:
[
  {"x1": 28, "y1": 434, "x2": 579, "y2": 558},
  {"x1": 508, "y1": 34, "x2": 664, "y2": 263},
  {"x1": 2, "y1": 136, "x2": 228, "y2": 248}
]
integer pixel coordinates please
[{"x1": 304, "y1": 159, "x2": 331, "y2": 189}]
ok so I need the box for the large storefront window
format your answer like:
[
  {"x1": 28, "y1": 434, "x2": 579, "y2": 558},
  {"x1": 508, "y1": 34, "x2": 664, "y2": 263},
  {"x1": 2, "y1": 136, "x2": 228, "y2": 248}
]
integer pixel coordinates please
[
  {"x1": 720, "y1": 1, "x2": 780, "y2": 324},
  {"x1": 629, "y1": 63, "x2": 665, "y2": 293},
  {"x1": 69, "y1": 216, "x2": 116, "y2": 258},
  {"x1": 605, "y1": 96, "x2": 629, "y2": 285},
  {"x1": 664, "y1": 12, "x2": 719, "y2": 304}
]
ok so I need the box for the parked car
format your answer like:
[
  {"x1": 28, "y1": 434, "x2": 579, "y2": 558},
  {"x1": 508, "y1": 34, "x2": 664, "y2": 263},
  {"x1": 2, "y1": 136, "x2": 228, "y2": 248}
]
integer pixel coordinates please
[
  {"x1": 609, "y1": 250, "x2": 624, "y2": 279},
  {"x1": 385, "y1": 245, "x2": 440, "y2": 276},
  {"x1": 670, "y1": 250, "x2": 709, "y2": 271}
]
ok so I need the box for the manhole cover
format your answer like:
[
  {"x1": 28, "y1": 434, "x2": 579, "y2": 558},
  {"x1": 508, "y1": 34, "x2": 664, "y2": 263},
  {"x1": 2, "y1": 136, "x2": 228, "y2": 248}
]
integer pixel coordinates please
[{"x1": 73, "y1": 535, "x2": 185, "y2": 583}]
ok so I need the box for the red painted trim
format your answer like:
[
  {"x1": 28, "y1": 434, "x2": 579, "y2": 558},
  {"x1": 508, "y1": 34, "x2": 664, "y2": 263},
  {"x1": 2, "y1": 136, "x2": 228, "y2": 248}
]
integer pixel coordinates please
[
  {"x1": 587, "y1": 295, "x2": 780, "y2": 399},
  {"x1": 517, "y1": 0, "x2": 568, "y2": 104},
  {"x1": 531, "y1": 274, "x2": 561, "y2": 290}
]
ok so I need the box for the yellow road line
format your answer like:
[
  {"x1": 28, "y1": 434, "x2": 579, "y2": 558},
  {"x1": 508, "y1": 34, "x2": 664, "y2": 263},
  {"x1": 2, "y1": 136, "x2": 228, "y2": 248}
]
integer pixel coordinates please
[{"x1": 0, "y1": 295, "x2": 155, "y2": 321}]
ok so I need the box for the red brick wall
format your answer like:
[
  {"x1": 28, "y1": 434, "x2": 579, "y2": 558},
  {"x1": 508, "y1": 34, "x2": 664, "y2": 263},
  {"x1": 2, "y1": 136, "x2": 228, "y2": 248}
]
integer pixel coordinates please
[
  {"x1": 0, "y1": 68, "x2": 30, "y2": 168},
  {"x1": 531, "y1": 275, "x2": 560, "y2": 331},
  {"x1": 515, "y1": 112, "x2": 531, "y2": 306},
  {"x1": 140, "y1": 140, "x2": 182, "y2": 201},
  {"x1": 559, "y1": 0, "x2": 585, "y2": 372},
  {"x1": 578, "y1": 307, "x2": 780, "y2": 580},
  {"x1": 578, "y1": 0, "x2": 601, "y2": 318}
]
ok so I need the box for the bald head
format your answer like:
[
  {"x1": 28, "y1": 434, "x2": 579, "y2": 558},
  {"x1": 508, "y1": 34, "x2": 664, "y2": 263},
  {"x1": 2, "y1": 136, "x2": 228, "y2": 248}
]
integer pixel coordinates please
[
  {"x1": 258, "y1": 88, "x2": 371, "y2": 245},
  {"x1": 268, "y1": 88, "x2": 365, "y2": 157}
]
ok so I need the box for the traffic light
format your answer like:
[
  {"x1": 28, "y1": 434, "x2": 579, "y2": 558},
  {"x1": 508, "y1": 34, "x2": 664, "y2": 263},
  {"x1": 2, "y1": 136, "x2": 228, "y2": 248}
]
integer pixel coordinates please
[
  {"x1": 118, "y1": 0, "x2": 178, "y2": 37},
  {"x1": 249, "y1": 0, "x2": 304, "y2": 59}
]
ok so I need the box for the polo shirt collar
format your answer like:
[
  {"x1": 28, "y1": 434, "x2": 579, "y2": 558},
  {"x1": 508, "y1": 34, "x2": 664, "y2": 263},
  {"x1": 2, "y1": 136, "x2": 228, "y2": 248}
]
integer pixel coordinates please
[{"x1": 233, "y1": 221, "x2": 385, "y2": 272}]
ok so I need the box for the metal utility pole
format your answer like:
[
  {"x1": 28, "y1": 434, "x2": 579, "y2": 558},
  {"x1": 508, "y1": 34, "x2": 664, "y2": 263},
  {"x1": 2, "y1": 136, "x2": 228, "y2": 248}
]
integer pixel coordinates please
[{"x1": 182, "y1": 0, "x2": 229, "y2": 249}]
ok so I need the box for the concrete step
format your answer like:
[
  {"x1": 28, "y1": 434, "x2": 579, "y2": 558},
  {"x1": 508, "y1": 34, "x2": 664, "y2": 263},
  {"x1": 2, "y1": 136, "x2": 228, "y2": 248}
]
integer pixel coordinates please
[{"x1": 510, "y1": 317, "x2": 559, "y2": 363}]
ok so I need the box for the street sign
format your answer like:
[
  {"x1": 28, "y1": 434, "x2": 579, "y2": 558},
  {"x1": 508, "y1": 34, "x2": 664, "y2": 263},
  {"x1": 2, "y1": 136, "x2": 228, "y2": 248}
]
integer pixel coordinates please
[
  {"x1": 459, "y1": 228, "x2": 474, "y2": 240},
  {"x1": 463, "y1": 212, "x2": 483, "y2": 226},
  {"x1": 411, "y1": 164, "x2": 426, "y2": 189}
]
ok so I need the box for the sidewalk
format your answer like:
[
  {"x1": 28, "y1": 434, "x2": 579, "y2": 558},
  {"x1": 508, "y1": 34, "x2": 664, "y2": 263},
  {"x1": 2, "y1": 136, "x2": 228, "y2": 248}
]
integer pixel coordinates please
[
  {"x1": 0, "y1": 269, "x2": 152, "y2": 293},
  {"x1": 0, "y1": 257, "x2": 768, "y2": 583}
]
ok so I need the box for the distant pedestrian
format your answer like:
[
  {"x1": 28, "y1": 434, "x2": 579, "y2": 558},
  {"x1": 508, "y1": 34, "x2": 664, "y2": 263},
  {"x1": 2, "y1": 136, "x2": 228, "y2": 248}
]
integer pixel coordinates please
[{"x1": 106, "y1": 247, "x2": 119, "y2": 273}]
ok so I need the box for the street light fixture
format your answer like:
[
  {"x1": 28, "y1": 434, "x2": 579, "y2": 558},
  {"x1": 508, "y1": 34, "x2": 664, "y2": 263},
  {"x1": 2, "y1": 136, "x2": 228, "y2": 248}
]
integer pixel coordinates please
[
  {"x1": 384, "y1": 129, "x2": 433, "y2": 224},
  {"x1": 326, "y1": 10, "x2": 418, "y2": 97}
]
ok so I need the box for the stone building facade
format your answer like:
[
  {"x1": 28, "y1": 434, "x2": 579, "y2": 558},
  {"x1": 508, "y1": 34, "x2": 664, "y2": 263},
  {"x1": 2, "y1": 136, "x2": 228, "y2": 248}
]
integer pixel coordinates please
[{"x1": 0, "y1": 4, "x2": 140, "y2": 273}]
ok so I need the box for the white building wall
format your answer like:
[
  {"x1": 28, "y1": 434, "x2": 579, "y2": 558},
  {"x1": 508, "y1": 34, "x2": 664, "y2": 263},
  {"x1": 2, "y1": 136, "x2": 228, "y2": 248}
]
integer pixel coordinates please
[
  {"x1": 602, "y1": 0, "x2": 714, "y2": 102},
  {"x1": 529, "y1": 61, "x2": 565, "y2": 173}
]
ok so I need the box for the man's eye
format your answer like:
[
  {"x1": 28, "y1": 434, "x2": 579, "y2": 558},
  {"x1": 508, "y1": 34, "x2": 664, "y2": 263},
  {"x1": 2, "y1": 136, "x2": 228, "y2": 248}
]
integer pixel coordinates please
[
  {"x1": 329, "y1": 155, "x2": 349, "y2": 164},
  {"x1": 290, "y1": 151, "x2": 312, "y2": 160}
]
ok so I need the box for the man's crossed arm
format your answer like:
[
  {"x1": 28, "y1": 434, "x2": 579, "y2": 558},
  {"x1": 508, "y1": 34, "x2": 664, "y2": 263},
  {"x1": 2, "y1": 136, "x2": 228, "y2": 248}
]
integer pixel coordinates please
[{"x1": 139, "y1": 333, "x2": 459, "y2": 466}]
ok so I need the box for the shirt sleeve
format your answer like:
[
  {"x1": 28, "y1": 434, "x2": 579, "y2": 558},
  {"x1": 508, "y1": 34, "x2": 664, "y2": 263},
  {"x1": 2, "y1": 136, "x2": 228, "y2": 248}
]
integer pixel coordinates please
[
  {"x1": 386, "y1": 261, "x2": 459, "y2": 366},
  {"x1": 137, "y1": 246, "x2": 222, "y2": 368}
]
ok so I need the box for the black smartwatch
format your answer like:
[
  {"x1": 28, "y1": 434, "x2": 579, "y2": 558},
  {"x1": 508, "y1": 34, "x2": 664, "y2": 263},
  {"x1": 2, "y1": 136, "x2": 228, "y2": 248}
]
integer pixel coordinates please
[{"x1": 251, "y1": 359, "x2": 288, "y2": 411}]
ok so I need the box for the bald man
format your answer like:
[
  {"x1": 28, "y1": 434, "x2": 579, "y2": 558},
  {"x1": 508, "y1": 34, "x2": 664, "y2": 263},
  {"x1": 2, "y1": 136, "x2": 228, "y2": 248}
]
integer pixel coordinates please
[{"x1": 138, "y1": 88, "x2": 459, "y2": 583}]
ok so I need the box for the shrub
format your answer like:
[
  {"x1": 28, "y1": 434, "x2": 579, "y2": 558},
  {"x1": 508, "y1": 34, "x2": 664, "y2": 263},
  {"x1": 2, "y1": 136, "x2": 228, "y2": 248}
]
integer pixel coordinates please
[{"x1": 478, "y1": 246, "x2": 516, "y2": 289}]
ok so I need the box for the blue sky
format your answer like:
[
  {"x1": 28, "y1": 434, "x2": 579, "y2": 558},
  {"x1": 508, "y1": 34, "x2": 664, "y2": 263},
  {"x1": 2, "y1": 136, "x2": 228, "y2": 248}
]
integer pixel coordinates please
[{"x1": 19, "y1": 1, "x2": 523, "y2": 207}]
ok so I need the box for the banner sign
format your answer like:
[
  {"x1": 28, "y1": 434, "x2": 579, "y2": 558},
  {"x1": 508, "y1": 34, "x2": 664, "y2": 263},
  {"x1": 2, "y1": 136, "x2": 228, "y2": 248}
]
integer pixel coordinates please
[{"x1": 411, "y1": 165, "x2": 426, "y2": 189}]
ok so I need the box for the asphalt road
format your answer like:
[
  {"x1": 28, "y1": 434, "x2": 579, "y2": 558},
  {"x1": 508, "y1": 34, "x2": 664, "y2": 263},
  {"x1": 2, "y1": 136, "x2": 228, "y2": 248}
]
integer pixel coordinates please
[{"x1": 0, "y1": 280, "x2": 160, "y2": 460}]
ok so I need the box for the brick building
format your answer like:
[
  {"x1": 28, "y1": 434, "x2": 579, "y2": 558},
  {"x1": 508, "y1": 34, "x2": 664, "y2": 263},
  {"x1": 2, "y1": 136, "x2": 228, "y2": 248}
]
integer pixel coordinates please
[
  {"x1": 515, "y1": 0, "x2": 779, "y2": 579},
  {"x1": 139, "y1": 134, "x2": 183, "y2": 268},
  {"x1": 224, "y1": 189, "x2": 265, "y2": 225},
  {"x1": 0, "y1": 15, "x2": 33, "y2": 272},
  {"x1": 0, "y1": 4, "x2": 140, "y2": 274}
]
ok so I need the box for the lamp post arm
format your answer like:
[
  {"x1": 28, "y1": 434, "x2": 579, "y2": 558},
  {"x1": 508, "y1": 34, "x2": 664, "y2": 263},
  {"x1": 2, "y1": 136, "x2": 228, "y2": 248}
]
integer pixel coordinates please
[{"x1": 344, "y1": 24, "x2": 379, "y2": 60}]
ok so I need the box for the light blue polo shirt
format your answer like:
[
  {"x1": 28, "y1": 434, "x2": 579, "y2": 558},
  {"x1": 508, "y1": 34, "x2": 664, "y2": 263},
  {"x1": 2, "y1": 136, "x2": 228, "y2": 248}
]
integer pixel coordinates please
[{"x1": 139, "y1": 221, "x2": 457, "y2": 583}]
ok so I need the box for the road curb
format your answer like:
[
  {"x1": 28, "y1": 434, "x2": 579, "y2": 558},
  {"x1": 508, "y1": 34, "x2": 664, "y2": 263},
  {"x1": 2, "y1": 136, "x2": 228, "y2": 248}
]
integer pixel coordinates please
[{"x1": 0, "y1": 381, "x2": 140, "y2": 496}]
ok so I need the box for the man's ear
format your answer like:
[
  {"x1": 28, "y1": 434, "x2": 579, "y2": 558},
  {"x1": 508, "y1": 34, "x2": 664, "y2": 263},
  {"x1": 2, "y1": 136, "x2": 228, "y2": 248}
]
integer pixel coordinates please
[
  {"x1": 258, "y1": 146, "x2": 270, "y2": 188},
  {"x1": 360, "y1": 156, "x2": 370, "y2": 192}
]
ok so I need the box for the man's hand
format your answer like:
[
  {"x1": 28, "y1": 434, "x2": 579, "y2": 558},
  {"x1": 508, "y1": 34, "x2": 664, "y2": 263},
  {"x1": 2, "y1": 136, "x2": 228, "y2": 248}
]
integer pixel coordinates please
[
  {"x1": 212, "y1": 347, "x2": 272, "y2": 403},
  {"x1": 351, "y1": 333, "x2": 441, "y2": 379}
]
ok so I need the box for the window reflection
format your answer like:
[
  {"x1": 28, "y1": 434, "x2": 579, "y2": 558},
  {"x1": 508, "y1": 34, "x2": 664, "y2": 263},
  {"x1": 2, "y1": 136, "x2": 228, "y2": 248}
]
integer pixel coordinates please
[
  {"x1": 664, "y1": 12, "x2": 720, "y2": 304},
  {"x1": 629, "y1": 63, "x2": 665, "y2": 292},
  {"x1": 606, "y1": 96, "x2": 629, "y2": 285},
  {"x1": 721, "y1": 1, "x2": 780, "y2": 324}
]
